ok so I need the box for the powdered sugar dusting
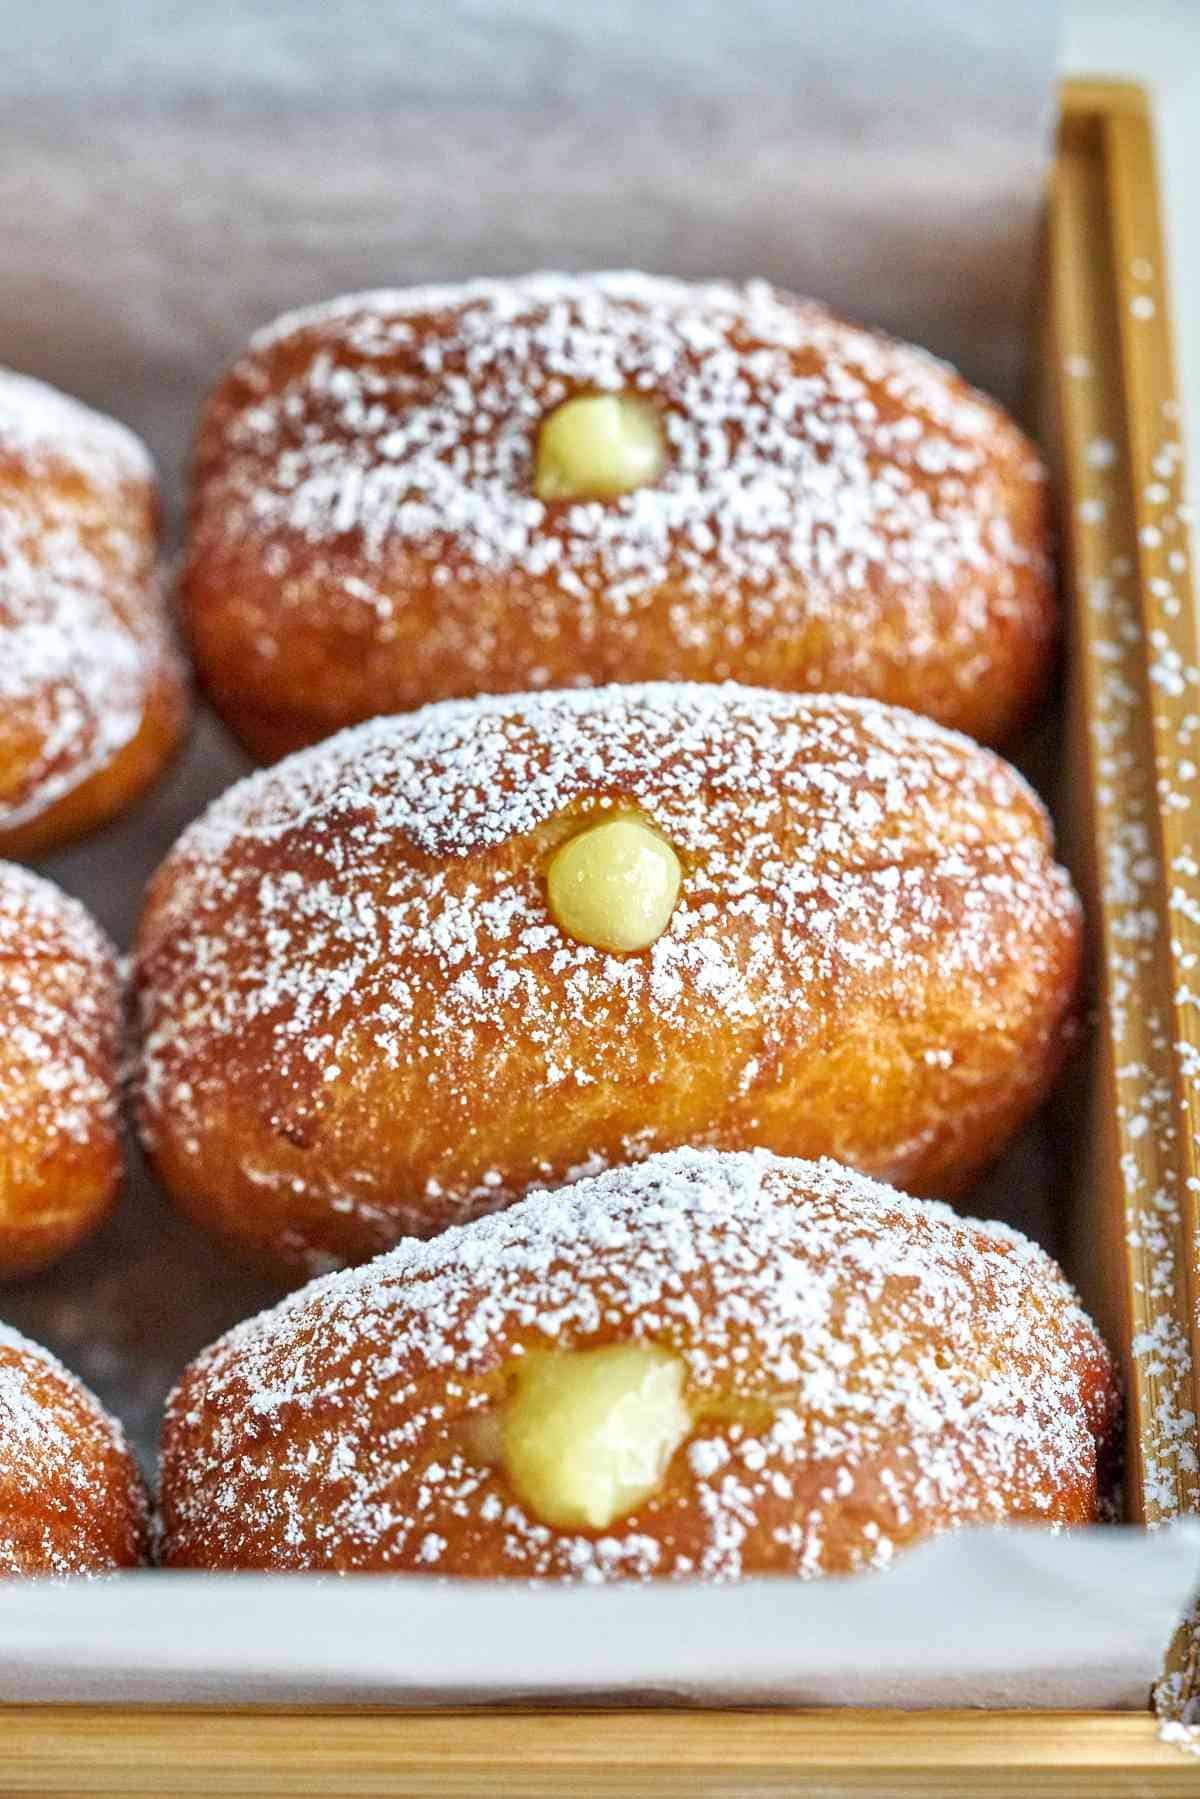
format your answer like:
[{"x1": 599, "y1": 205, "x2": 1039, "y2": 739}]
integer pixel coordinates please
[
  {"x1": 0, "y1": 861, "x2": 118, "y2": 1151},
  {"x1": 0, "y1": 367, "x2": 165, "y2": 831},
  {"x1": 0, "y1": 1318, "x2": 143, "y2": 1575},
  {"x1": 0, "y1": 371, "x2": 151, "y2": 489},
  {"x1": 191, "y1": 272, "x2": 1049, "y2": 723},
  {"x1": 135, "y1": 683, "x2": 1079, "y2": 1267},
  {"x1": 160, "y1": 1148, "x2": 1116, "y2": 1579}
]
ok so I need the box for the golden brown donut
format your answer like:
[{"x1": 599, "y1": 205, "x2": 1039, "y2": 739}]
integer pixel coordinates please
[
  {"x1": 0, "y1": 863, "x2": 122, "y2": 1278},
  {"x1": 0, "y1": 1321, "x2": 147, "y2": 1573},
  {"x1": 183, "y1": 273, "x2": 1052, "y2": 760},
  {"x1": 158, "y1": 1148, "x2": 1117, "y2": 1577},
  {"x1": 133, "y1": 683, "x2": 1081, "y2": 1282},
  {"x1": 0, "y1": 368, "x2": 187, "y2": 856}
]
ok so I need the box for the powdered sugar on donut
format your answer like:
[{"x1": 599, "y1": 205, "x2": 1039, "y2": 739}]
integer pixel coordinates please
[
  {"x1": 0, "y1": 1319, "x2": 144, "y2": 1576},
  {"x1": 0, "y1": 862, "x2": 119, "y2": 1150},
  {"x1": 193, "y1": 272, "x2": 1049, "y2": 711},
  {"x1": 0, "y1": 371, "x2": 152, "y2": 491},
  {"x1": 136, "y1": 683, "x2": 1079, "y2": 1264},
  {"x1": 160, "y1": 1148, "x2": 1116, "y2": 1579},
  {"x1": 0, "y1": 368, "x2": 165, "y2": 831}
]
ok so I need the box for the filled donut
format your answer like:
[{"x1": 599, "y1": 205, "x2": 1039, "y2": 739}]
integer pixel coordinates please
[
  {"x1": 0, "y1": 863, "x2": 122, "y2": 1278},
  {"x1": 133, "y1": 683, "x2": 1081, "y2": 1281},
  {"x1": 158, "y1": 1148, "x2": 1117, "y2": 1577},
  {"x1": 0, "y1": 368, "x2": 187, "y2": 856},
  {"x1": 183, "y1": 272, "x2": 1052, "y2": 759},
  {"x1": 0, "y1": 1322, "x2": 147, "y2": 1574}
]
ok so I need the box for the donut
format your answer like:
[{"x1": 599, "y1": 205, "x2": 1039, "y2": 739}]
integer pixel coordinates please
[
  {"x1": 0, "y1": 368, "x2": 187, "y2": 856},
  {"x1": 0, "y1": 862, "x2": 122, "y2": 1277},
  {"x1": 157, "y1": 1148, "x2": 1117, "y2": 1577},
  {"x1": 182, "y1": 272, "x2": 1052, "y2": 760},
  {"x1": 133, "y1": 682, "x2": 1081, "y2": 1282},
  {"x1": 0, "y1": 1321, "x2": 147, "y2": 1574}
]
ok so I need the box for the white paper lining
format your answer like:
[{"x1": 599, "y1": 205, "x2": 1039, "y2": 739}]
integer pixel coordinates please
[{"x1": 4, "y1": 1528, "x2": 1197, "y2": 1709}]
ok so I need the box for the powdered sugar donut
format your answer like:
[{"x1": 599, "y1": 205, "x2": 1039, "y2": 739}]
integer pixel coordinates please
[
  {"x1": 183, "y1": 273, "x2": 1052, "y2": 760},
  {"x1": 0, "y1": 369, "x2": 186, "y2": 856},
  {"x1": 0, "y1": 863, "x2": 122, "y2": 1277},
  {"x1": 158, "y1": 1149, "x2": 1116, "y2": 1578},
  {"x1": 0, "y1": 1321, "x2": 147, "y2": 1574},
  {"x1": 133, "y1": 683, "x2": 1081, "y2": 1281}
]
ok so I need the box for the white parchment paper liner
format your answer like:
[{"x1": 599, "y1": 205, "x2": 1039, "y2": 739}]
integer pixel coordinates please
[{"x1": 3, "y1": 1528, "x2": 1197, "y2": 1708}]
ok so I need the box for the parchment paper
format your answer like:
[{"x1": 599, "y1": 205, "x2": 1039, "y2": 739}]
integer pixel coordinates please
[
  {"x1": 2, "y1": 0, "x2": 1058, "y2": 500},
  {"x1": 4, "y1": 0, "x2": 1194, "y2": 1713},
  {"x1": 3, "y1": 1528, "x2": 1198, "y2": 1709}
]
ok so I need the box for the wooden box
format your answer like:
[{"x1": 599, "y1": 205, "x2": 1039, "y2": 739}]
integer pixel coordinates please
[{"x1": 4, "y1": 77, "x2": 1199, "y2": 1797}]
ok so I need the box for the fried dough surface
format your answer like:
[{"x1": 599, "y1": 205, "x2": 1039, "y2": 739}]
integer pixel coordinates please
[
  {"x1": 0, "y1": 368, "x2": 186, "y2": 856},
  {"x1": 0, "y1": 862, "x2": 122, "y2": 1277},
  {"x1": 159, "y1": 1150, "x2": 1117, "y2": 1578},
  {"x1": 184, "y1": 273, "x2": 1052, "y2": 758},
  {"x1": 0, "y1": 1321, "x2": 147, "y2": 1574},
  {"x1": 134, "y1": 684, "x2": 1081, "y2": 1280}
]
